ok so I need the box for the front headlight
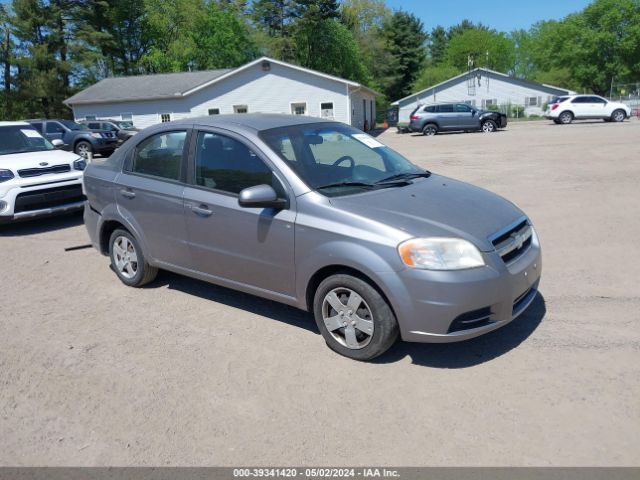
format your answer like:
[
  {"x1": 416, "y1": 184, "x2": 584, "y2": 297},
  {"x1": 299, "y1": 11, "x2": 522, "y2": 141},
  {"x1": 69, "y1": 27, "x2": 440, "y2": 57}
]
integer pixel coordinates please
[
  {"x1": 73, "y1": 158, "x2": 87, "y2": 171},
  {"x1": 90, "y1": 132, "x2": 102, "y2": 138},
  {"x1": 0, "y1": 169, "x2": 15, "y2": 183},
  {"x1": 398, "y1": 237, "x2": 485, "y2": 270}
]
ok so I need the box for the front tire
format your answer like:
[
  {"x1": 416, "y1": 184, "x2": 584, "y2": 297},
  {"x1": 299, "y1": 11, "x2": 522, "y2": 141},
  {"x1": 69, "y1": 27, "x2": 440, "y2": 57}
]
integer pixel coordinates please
[
  {"x1": 481, "y1": 119, "x2": 497, "y2": 133},
  {"x1": 612, "y1": 109, "x2": 626, "y2": 122},
  {"x1": 313, "y1": 273, "x2": 399, "y2": 361},
  {"x1": 109, "y1": 228, "x2": 158, "y2": 287},
  {"x1": 559, "y1": 111, "x2": 573, "y2": 124}
]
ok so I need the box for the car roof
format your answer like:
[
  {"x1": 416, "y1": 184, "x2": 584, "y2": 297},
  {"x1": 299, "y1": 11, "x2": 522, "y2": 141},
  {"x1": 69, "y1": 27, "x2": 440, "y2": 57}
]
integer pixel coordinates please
[{"x1": 169, "y1": 113, "x2": 336, "y2": 132}]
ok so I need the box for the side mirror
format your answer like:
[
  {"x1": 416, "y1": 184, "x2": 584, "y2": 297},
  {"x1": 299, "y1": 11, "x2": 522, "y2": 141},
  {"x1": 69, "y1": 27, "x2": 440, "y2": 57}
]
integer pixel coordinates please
[
  {"x1": 238, "y1": 184, "x2": 286, "y2": 209},
  {"x1": 51, "y1": 139, "x2": 64, "y2": 148}
]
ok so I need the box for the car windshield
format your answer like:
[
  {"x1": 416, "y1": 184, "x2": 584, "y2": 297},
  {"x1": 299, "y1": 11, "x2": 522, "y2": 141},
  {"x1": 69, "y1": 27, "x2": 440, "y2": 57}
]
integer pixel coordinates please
[
  {"x1": 260, "y1": 123, "x2": 426, "y2": 196},
  {"x1": 116, "y1": 121, "x2": 134, "y2": 129},
  {"x1": 0, "y1": 126, "x2": 55, "y2": 156},
  {"x1": 60, "y1": 120, "x2": 87, "y2": 130}
]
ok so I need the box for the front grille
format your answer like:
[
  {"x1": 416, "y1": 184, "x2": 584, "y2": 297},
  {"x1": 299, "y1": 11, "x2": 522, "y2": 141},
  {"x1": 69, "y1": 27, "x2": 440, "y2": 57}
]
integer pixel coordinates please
[
  {"x1": 18, "y1": 164, "x2": 71, "y2": 178},
  {"x1": 14, "y1": 184, "x2": 85, "y2": 213},
  {"x1": 448, "y1": 307, "x2": 493, "y2": 333},
  {"x1": 491, "y1": 219, "x2": 533, "y2": 264}
]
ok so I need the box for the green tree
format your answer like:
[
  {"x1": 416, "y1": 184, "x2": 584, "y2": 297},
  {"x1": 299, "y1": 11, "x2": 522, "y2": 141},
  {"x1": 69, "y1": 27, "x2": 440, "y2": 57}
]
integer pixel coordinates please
[
  {"x1": 73, "y1": 0, "x2": 149, "y2": 82},
  {"x1": 429, "y1": 25, "x2": 447, "y2": 64},
  {"x1": 142, "y1": 0, "x2": 257, "y2": 73},
  {"x1": 10, "y1": 0, "x2": 74, "y2": 118},
  {"x1": 444, "y1": 28, "x2": 515, "y2": 73},
  {"x1": 380, "y1": 10, "x2": 427, "y2": 101},
  {"x1": 411, "y1": 64, "x2": 461, "y2": 92},
  {"x1": 1, "y1": 4, "x2": 13, "y2": 119},
  {"x1": 251, "y1": 0, "x2": 298, "y2": 61}
]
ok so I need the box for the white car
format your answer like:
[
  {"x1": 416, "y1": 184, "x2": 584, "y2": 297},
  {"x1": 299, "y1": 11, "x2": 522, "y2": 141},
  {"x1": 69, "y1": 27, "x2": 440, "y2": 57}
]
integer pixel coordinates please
[
  {"x1": 545, "y1": 94, "x2": 631, "y2": 124},
  {"x1": 0, "y1": 121, "x2": 86, "y2": 223}
]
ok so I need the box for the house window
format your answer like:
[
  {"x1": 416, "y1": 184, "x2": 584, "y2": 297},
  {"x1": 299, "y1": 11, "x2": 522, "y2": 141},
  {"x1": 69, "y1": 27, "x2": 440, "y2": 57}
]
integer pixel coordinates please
[
  {"x1": 121, "y1": 113, "x2": 133, "y2": 121},
  {"x1": 234, "y1": 105, "x2": 248, "y2": 114},
  {"x1": 482, "y1": 99, "x2": 498, "y2": 108},
  {"x1": 208, "y1": 108, "x2": 220, "y2": 115},
  {"x1": 160, "y1": 113, "x2": 172, "y2": 123},
  {"x1": 85, "y1": 115, "x2": 97, "y2": 121},
  {"x1": 291, "y1": 102, "x2": 307, "y2": 115},
  {"x1": 320, "y1": 102, "x2": 334, "y2": 118},
  {"x1": 526, "y1": 96, "x2": 541, "y2": 106}
]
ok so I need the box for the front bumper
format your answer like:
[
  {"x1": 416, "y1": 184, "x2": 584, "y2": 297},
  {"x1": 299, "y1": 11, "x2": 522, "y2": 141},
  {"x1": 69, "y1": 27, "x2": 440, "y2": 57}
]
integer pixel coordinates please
[
  {"x1": 93, "y1": 139, "x2": 118, "y2": 153},
  {"x1": 0, "y1": 173, "x2": 85, "y2": 222},
  {"x1": 380, "y1": 238, "x2": 542, "y2": 343}
]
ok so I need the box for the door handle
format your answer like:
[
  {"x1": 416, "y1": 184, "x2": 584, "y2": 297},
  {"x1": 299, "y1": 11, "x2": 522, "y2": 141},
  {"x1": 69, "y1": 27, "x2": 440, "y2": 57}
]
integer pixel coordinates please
[
  {"x1": 120, "y1": 188, "x2": 136, "y2": 199},
  {"x1": 190, "y1": 204, "x2": 213, "y2": 217}
]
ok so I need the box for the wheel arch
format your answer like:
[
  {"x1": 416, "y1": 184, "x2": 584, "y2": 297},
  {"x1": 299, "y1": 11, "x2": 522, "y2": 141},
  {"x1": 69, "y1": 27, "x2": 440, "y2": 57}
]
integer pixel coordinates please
[{"x1": 304, "y1": 264, "x2": 397, "y2": 320}]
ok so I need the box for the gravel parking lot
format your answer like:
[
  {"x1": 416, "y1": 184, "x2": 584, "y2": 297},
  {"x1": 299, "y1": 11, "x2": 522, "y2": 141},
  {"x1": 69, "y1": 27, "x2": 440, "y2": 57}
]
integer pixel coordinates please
[{"x1": 1, "y1": 119, "x2": 639, "y2": 467}]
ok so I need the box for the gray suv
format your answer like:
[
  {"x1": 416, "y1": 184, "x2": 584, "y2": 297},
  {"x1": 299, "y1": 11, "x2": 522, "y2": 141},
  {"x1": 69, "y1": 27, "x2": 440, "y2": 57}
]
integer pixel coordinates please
[
  {"x1": 409, "y1": 103, "x2": 508, "y2": 135},
  {"x1": 83, "y1": 114, "x2": 541, "y2": 360}
]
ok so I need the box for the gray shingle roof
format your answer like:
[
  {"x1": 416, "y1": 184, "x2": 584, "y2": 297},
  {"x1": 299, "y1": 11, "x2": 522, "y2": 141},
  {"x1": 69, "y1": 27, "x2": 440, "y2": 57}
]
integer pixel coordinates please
[{"x1": 65, "y1": 69, "x2": 232, "y2": 105}]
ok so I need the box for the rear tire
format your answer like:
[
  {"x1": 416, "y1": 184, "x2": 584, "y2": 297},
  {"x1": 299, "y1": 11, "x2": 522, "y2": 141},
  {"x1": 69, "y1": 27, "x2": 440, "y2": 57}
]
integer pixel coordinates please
[
  {"x1": 422, "y1": 124, "x2": 438, "y2": 136},
  {"x1": 559, "y1": 111, "x2": 573, "y2": 124},
  {"x1": 108, "y1": 228, "x2": 158, "y2": 287},
  {"x1": 611, "y1": 109, "x2": 626, "y2": 122},
  {"x1": 313, "y1": 273, "x2": 399, "y2": 361}
]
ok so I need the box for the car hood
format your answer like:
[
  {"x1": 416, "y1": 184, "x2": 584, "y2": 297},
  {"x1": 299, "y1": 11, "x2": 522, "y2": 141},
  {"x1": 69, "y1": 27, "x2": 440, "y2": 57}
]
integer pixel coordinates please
[
  {"x1": 1, "y1": 149, "x2": 80, "y2": 171},
  {"x1": 328, "y1": 174, "x2": 525, "y2": 251}
]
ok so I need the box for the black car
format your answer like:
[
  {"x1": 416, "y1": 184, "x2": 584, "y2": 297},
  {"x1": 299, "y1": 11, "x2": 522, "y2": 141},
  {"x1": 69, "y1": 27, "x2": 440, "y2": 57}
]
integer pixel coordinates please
[
  {"x1": 27, "y1": 119, "x2": 119, "y2": 157},
  {"x1": 80, "y1": 119, "x2": 139, "y2": 144},
  {"x1": 408, "y1": 103, "x2": 508, "y2": 136}
]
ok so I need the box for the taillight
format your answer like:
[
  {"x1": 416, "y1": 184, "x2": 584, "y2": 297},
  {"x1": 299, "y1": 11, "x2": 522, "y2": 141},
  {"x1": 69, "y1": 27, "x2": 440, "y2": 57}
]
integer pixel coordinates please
[
  {"x1": 410, "y1": 115, "x2": 419, "y2": 121},
  {"x1": 551, "y1": 103, "x2": 560, "y2": 111}
]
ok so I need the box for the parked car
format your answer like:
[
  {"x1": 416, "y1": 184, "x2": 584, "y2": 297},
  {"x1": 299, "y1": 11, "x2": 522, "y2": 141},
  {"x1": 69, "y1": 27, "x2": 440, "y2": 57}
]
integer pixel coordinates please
[
  {"x1": 0, "y1": 122, "x2": 86, "y2": 223},
  {"x1": 83, "y1": 114, "x2": 541, "y2": 361},
  {"x1": 545, "y1": 95, "x2": 631, "y2": 124},
  {"x1": 408, "y1": 103, "x2": 508, "y2": 135},
  {"x1": 27, "y1": 119, "x2": 119, "y2": 157},
  {"x1": 80, "y1": 119, "x2": 139, "y2": 144}
]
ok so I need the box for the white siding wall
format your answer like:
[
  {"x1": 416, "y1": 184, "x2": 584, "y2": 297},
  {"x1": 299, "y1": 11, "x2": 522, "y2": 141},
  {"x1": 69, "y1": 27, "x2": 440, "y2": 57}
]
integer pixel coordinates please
[
  {"x1": 72, "y1": 62, "x2": 363, "y2": 129},
  {"x1": 72, "y1": 98, "x2": 191, "y2": 130},
  {"x1": 398, "y1": 75, "x2": 564, "y2": 124},
  {"x1": 349, "y1": 89, "x2": 377, "y2": 130}
]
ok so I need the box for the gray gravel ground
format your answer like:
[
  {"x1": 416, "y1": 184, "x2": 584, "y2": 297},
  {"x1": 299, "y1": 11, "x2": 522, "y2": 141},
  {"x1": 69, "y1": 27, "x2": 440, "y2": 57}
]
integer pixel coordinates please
[{"x1": 1, "y1": 119, "x2": 638, "y2": 466}]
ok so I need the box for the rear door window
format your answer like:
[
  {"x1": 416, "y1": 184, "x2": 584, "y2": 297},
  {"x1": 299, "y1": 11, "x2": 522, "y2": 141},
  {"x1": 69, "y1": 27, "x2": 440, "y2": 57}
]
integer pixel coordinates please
[
  {"x1": 437, "y1": 104, "x2": 454, "y2": 113},
  {"x1": 129, "y1": 131, "x2": 187, "y2": 181}
]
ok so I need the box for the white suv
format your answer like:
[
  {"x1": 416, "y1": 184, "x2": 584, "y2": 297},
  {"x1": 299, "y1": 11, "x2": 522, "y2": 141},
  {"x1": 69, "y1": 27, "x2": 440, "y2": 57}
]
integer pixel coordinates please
[
  {"x1": 545, "y1": 94, "x2": 631, "y2": 124},
  {"x1": 0, "y1": 121, "x2": 86, "y2": 223}
]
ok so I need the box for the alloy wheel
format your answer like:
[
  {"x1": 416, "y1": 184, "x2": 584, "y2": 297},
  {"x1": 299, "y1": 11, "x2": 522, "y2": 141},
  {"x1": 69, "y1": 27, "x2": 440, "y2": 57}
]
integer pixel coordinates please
[
  {"x1": 321, "y1": 287, "x2": 375, "y2": 349},
  {"x1": 112, "y1": 235, "x2": 138, "y2": 279}
]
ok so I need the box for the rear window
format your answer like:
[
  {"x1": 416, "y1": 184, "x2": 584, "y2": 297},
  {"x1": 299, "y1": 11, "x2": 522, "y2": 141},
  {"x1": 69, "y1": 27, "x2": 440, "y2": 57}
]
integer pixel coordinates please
[
  {"x1": 550, "y1": 96, "x2": 569, "y2": 104},
  {"x1": 424, "y1": 106, "x2": 436, "y2": 113}
]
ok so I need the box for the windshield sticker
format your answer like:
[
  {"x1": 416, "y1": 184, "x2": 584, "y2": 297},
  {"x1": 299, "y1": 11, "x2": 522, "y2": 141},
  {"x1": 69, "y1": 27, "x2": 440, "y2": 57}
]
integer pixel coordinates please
[
  {"x1": 21, "y1": 129, "x2": 42, "y2": 138},
  {"x1": 352, "y1": 133, "x2": 384, "y2": 149}
]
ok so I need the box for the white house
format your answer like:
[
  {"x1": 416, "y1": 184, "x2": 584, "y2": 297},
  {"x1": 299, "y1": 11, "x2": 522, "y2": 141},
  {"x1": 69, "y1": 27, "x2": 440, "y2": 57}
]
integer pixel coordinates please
[
  {"x1": 391, "y1": 68, "x2": 575, "y2": 126},
  {"x1": 65, "y1": 57, "x2": 378, "y2": 131}
]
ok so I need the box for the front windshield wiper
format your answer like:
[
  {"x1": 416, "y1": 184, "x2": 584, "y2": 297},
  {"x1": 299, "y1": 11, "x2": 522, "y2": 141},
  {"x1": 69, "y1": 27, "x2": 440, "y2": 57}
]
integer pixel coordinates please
[
  {"x1": 316, "y1": 181, "x2": 378, "y2": 190},
  {"x1": 375, "y1": 171, "x2": 432, "y2": 184}
]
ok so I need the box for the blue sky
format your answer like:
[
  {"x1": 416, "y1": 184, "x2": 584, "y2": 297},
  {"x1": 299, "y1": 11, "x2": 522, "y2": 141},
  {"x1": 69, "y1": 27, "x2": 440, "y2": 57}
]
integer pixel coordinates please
[{"x1": 384, "y1": 0, "x2": 593, "y2": 32}]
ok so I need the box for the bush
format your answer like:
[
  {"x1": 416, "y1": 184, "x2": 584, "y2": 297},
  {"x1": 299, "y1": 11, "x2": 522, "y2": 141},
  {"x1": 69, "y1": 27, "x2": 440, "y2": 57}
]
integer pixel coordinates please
[{"x1": 511, "y1": 105, "x2": 525, "y2": 117}]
